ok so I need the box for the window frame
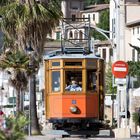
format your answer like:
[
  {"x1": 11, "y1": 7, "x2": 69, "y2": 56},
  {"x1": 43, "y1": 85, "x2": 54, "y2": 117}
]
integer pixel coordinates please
[
  {"x1": 51, "y1": 70, "x2": 61, "y2": 93},
  {"x1": 64, "y1": 69, "x2": 83, "y2": 94},
  {"x1": 86, "y1": 69, "x2": 97, "y2": 92}
]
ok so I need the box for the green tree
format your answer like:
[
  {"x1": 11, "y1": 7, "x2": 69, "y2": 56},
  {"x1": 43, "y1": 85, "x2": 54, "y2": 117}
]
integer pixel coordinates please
[
  {"x1": 127, "y1": 61, "x2": 140, "y2": 88},
  {"x1": 127, "y1": 44, "x2": 140, "y2": 87},
  {"x1": 105, "y1": 62, "x2": 117, "y2": 95},
  {"x1": 0, "y1": 0, "x2": 62, "y2": 135},
  {"x1": 91, "y1": 9, "x2": 109, "y2": 40},
  {"x1": 85, "y1": 0, "x2": 109, "y2": 5},
  {"x1": 127, "y1": 61, "x2": 140, "y2": 77}
]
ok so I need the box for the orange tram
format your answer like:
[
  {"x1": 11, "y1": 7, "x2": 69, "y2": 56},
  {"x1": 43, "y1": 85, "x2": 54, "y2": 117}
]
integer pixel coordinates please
[{"x1": 44, "y1": 48, "x2": 105, "y2": 131}]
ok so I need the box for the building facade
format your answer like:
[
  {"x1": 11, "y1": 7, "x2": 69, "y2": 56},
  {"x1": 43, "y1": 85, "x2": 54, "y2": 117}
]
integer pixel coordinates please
[
  {"x1": 110, "y1": 0, "x2": 140, "y2": 133},
  {"x1": 110, "y1": 0, "x2": 140, "y2": 61}
]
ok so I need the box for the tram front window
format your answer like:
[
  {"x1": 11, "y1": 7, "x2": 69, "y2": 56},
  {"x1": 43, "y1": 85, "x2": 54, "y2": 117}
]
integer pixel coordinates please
[
  {"x1": 87, "y1": 70, "x2": 96, "y2": 91},
  {"x1": 65, "y1": 70, "x2": 82, "y2": 92},
  {"x1": 52, "y1": 71, "x2": 60, "y2": 92}
]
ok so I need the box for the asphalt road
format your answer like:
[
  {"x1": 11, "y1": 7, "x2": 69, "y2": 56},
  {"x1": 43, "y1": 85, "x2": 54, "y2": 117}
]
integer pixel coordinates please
[
  {"x1": 25, "y1": 135, "x2": 138, "y2": 140},
  {"x1": 25, "y1": 130, "x2": 140, "y2": 140}
]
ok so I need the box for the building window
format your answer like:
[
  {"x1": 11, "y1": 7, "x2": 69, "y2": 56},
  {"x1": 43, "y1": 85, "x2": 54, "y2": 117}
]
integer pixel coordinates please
[
  {"x1": 93, "y1": 14, "x2": 95, "y2": 21},
  {"x1": 103, "y1": 49, "x2": 106, "y2": 60},
  {"x1": 56, "y1": 32, "x2": 60, "y2": 40},
  {"x1": 72, "y1": 14, "x2": 76, "y2": 21},
  {"x1": 132, "y1": 49, "x2": 135, "y2": 61},
  {"x1": 109, "y1": 48, "x2": 113, "y2": 59},
  {"x1": 88, "y1": 14, "x2": 90, "y2": 19},
  {"x1": 79, "y1": 30, "x2": 83, "y2": 41},
  {"x1": 74, "y1": 30, "x2": 78, "y2": 39},
  {"x1": 98, "y1": 49, "x2": 101, "y2": 55},
  {"x1": 112, "y1": 18, "x2": 115, "y2": 38},
  {"x1": 69, "y1": 31, "x2": 73, "y2": 38},
  {"x1": 133, "y1": 28, "x2": 135, "y2": 35},
  {"x1": 137, "y1": 27, "x2": 139, "y2": 34},
  {"x1": 137, "y1": 52, "x2": 140, "y2": 61},
  {"x1": 83, "y1": 15, "x2": 85, "y2": 21},
  {"x1": 70, "y1": 1, "x2": 79, "y2": 10}
]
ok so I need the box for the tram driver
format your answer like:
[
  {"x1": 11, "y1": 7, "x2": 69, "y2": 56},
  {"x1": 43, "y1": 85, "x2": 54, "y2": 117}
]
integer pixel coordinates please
[{"x1": 65, "y1": 80, "x2": 82, "y2": 91}]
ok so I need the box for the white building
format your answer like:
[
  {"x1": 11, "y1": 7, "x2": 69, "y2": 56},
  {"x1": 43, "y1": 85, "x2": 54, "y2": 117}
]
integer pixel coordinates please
[
  {"x1": 94, "y1": 40, "x2": 113, "y2": 63},
  {"x1": 80, "y1": 4, "x2": 109, "y2": 25},
  {"x1": 51, "y1": 0, "x2": 109, "y2": 42},
  {"x1": 110, "y1": 0, "x2": 140, "y2": 61},
  {"x1": 126, "y1": 20, "x2": 140, "y2": 61},
  {"x1": 110, "y1": 0, "x2": 140, "y2": 133}
]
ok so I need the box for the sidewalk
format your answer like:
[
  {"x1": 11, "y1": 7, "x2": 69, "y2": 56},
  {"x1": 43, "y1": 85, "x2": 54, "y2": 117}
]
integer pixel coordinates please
[
  {"x1": 25, "y1": 135, "x2": 59, "y2": 140},
  {"x1": 25, "y1": 130, "x2": 68, "y2": 140}
]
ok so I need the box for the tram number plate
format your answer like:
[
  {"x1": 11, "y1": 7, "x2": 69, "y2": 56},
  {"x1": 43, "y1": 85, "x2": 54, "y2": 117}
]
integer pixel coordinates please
[{"x1": 72, "y1": 100, "x2": 76, "y2": 104}]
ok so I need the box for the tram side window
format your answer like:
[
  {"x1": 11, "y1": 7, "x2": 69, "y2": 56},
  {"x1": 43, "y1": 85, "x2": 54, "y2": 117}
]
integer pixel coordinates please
[
  {"x1": 52, "y1": 71, "x2": 60, "y2": 92},
  {"x1": 65, "y1": 70, "x2": 82, "y2": 92},
  {"x1": 87, "y1": 70, "x2": 96, "y2": 91}
]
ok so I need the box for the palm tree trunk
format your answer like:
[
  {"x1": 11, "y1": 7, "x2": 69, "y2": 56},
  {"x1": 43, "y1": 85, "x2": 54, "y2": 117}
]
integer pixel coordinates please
[
  {"x1": 16, "y1": 89, "x2": 20, "y2": 114},
  {"x1": 20, "y1": 90, "x2": 24, "y2": 112},
  {"x1": 29, "y1": 73, "x2": 41, "y2": 135}
]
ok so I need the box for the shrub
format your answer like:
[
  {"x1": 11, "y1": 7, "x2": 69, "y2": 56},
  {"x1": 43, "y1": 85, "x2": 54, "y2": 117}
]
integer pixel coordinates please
[
  {"x1": 132, "y1": 112, "x2": 140, "y2": 126},
  {"x1": 0, "y1": 114, "x2": 28, "y2": 140}
]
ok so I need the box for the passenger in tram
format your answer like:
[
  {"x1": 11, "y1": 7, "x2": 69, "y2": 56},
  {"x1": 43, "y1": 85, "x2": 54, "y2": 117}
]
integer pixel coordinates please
[{"x1": 65, "y1": 80, "x2": 82, "y2": 91}]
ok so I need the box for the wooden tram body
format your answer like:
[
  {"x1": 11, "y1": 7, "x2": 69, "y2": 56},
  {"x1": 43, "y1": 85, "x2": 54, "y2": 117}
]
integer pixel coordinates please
[{"x1": 44, "y1": 51, "x2": 105, "y2": 130}]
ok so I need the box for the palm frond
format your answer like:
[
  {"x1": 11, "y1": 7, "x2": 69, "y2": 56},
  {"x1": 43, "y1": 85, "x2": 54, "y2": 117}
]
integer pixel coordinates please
[{"x1": 1, "y1": 0, "x2": 62, "y2": 59}]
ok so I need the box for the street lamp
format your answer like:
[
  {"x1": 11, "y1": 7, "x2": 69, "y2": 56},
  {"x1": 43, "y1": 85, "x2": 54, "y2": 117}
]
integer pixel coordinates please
[
  {"x1": 26, "y1": 43, "x2": 34, "y2": 136},
  {"x1": 0, "y1": 83, "x2": 4, "y2": 110}
]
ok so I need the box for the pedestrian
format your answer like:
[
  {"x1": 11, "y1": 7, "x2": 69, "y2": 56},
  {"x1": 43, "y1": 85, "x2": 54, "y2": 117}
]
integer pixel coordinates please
[{"x1": 0, "y1": 110, "x2": 4, "y2": 116}]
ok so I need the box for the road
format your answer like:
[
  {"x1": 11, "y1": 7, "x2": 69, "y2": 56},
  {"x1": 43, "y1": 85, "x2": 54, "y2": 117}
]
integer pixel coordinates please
[
  {"x1": 26, "y1": 135, "x2": 139, "y2": 140},
  {"x1": 25, "y1": 129, "x2": 140, "y2": 140}
]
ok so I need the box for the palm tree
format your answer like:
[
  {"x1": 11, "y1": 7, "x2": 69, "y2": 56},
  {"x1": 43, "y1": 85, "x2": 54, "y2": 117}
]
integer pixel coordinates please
[
  {"x1": 0, "y1": 50, "x2": 29, "y2": 113},
  {"x1": 0, "y1": 0, "x2": 62, "y2": 57},
  {"x1": 0, "y1": 0, "x2": 62, "y2": 135}
]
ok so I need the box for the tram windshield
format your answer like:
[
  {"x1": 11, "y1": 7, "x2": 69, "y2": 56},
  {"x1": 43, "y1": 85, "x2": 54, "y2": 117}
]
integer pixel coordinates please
[{"x1": 65, "y1": 70, "x2": 82, "y2": 92}]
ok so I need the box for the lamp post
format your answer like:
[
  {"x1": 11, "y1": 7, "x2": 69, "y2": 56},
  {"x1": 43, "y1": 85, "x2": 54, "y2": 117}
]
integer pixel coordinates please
[
  {"x1": 0, "y1": 84, "x2": 4, "y2": 110},
  {"x1": 26, "y1": 44, "x2": 34, "y2": 136}
]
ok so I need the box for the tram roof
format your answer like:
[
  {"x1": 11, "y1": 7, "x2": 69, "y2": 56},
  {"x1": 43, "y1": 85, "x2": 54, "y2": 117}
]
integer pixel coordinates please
[{"x1": 43, "y1": 48, "x2": 102, "y2": 60}]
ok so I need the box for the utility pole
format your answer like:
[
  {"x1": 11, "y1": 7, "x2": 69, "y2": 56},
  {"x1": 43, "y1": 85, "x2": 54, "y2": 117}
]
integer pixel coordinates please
[
  {"x1": 112, "y1": 0, "x2": 126, "y2": 61},
  {"x1": 112, "y1": 0, "x2": 131, "y2": 138},
  {"x1": 119, "y1": 0, "x2": 126, "y2": 61}
]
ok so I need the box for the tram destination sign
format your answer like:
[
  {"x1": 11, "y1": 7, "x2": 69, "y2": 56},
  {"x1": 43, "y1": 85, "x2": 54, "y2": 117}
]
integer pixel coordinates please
[{"x1": 112, "y1": 60, "x2": 128, "y2": 78}]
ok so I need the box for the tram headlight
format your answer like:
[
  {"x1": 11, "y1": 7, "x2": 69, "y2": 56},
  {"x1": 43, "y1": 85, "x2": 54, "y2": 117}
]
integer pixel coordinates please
[{"x1": 70, "y1": 106, "x2": 78, "y2": 113}]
